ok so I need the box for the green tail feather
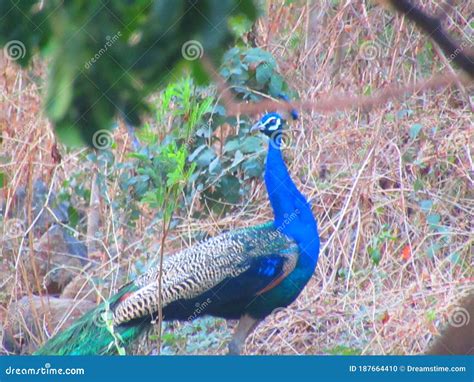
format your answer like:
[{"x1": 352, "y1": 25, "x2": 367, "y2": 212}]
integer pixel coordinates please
[{"x1": 34, "y1": 283, "x2": 150, "y2": 355}]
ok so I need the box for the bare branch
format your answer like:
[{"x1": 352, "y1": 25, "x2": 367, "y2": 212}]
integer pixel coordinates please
[{"x1": 384, "y1": 0, "x2": 474, "y2": 78}]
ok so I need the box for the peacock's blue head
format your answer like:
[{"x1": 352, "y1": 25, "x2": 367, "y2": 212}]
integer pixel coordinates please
[{"x1": 250, "y1": 112, "x2": 284, "y2": 138}]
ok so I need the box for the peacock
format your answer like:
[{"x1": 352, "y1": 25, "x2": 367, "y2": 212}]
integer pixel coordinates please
[{"x1": 34, "y1": 112, "x2": 320, "y2": 355}]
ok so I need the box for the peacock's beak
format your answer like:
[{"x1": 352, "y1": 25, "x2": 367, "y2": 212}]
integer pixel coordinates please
[{"x1": 250, "y1": 122, "x2": 262, "y2": 133}]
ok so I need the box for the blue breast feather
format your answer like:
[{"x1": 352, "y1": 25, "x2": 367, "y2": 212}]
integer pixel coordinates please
[{"x1": 257, "y1": 257, "x2": 281, "y2": 277}]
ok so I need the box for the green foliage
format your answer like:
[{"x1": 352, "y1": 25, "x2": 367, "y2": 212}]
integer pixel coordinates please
[
  {"x1": 132, "y1": 54, "x2": 281, "y2": 215},
  {"x1": 182, "y1": 46, "x2": 294, "y2": 213},
  {"x1": 419, "y1": 199, "x2": 433, "y2": 212},
  {"x1": 187, "y1": 124, "x2": 266, "y2": 214},
  {"x1": 416, "y1": 41, "x2": 434, "y2": 75},
  {"x1": 409, "y1": 123, "x2": 423, "y2": 140},
  {"x1": 160, "y1": 317, "x2": 227, "y2": 354},
  {"x1": 403, "y1": 124, "x2": 464, "y2": 264},
  {"x1": 425, "y1": 309, "x2": 436, "y2": 323},
  {"x1": 325, "y1": 345, "x2": 362, "y2": 355},
  {"x1": 418, "y1": 200, "x2": 453, "y2": 260},
  {"x1": 368, "y1": 224, "x2": 396, "y2": 266},
  {"x1": 221, "y1": 47, "x2": 290, "y2": 98},
  {"x1": 0, "y1": 0, "x2": 257, "y2": 146},
  {"x1": 140, "y1": 142, "x2": 196, "y2": 224},
  {"x1": 55, "y1": 46, "x2": 291, "y2": 232},
  {"x1": 228, "y1": 14, "x2": 254, "y2": 39},
  {"x1": 102, "y1": 304, "x2": 126, "y2": 355},
  {"x1": 150, "y1": 77, "x2": 214, "y2": 142}
]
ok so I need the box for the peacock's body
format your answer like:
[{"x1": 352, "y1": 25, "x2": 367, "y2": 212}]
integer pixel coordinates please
[{"x1": 35, "y1": 112, "x2": 319, "y2": 355}]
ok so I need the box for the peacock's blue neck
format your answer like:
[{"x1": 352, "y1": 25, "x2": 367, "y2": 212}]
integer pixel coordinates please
[{"x1": 264, "y1": 139, "x2": 319, "y2": 265}]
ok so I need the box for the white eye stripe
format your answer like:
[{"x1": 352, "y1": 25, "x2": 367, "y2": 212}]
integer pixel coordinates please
[
  {"x1": 267, "y1": 119, "x2": 281, "y2": 131},
  {"x1": 262, "y1": 117, "x2": 281, "y2": 131}
]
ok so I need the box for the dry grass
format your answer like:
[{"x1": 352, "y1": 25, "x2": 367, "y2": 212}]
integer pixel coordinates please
[{"x1": 1, "y1": 0, "x2": 473, "y2": 355}]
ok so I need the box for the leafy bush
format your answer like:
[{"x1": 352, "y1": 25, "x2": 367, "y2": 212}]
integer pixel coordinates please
[
  {"x1": 185, "y1": 46, "x2": 296, "y2": 213},
  {"x1": 116, "y1": 46, "x2": 295, "y2": 216},
  {"x1": 54, "y1": 45, "x2": 293, "y2": 246}
]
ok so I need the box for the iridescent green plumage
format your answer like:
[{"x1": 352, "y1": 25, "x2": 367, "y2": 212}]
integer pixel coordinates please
[{"x1": 34, "y1": 284, "x2": 144, "y2": 355}]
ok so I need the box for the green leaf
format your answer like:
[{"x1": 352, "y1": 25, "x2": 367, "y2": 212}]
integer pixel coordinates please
[
  {"x1": 426, "y1": 213, "x2": 441, "y2": 226},
  {"x1": 67, "y1": 206, "x2": 79, "y2": 228},
  {"x1": 2, "y1": 0, "x2": 257, "y2": 147},
  {"x1": 54, "y1": 123, "x2": 84, "y2": 147},
  {"x1": 231, "y1": 150, "x2": 244, "y2": 168},
  {"x1": 269, "y1": 75, "x2": 283, "y2": 96},
  {"x1": 142, "y1": 190, "x2": 162, "y2": 208},
  {"x1": 426, "y1": 243, "x2": 440, "y2": 258},
  {"x1": 191, "y1": 61, "x2": 210, "y2": 86},
  {"x1": 413, "y1": 178, "x2": 424, "y2": 192},
  {"x1": 419, "y1": 199, "x2": 433, "y2": 212},
  {"x1": 228, "y1": 14, "x2": 253, "y2": 38},
  {"x1": 193, "y1": 147, "x2": 216, "y2": 167},
  {"x1": 368, "y1": 246, "x2": 381, "y2": 266},
  {"x1": 243, "y1": 48, "x2": 276, "y2": 67},
  {"x1": 223, "y1": 137, "x2": 241, "y2": 153},
  {"x1": 409, "y1": 123, "x2": 423, "y2": 139},
  {"x1": 128, "y1": 152, "x2": 149, "y2": 161},
  {"x1": 45, "y1": 60, "x2": 75, "y2": 121},
  {"x1": 188, "y1": 145, "x2": 207, "y2": 162},
  {"x1": 326, "y1": 345, "x2": 362, "y2": 356},
  {"x1": 240, "y1": 136, "x2": 263, "y2": 154},
  {"x1": 218, "y1": 175, "x2": 240, "y2": 203},
  {"x1": 242, "y1": 158, "x2": 263, "y2": 178},
  {"x1": 256, "y1": 63, "x2": 272, "y2": 84},
  {"x1": 208, "y1": 157, "x2": 221, "y2": 174},
  {"x1": 449, "y1": 252, "x2": 461, "y2": 265},
  {"x1": 426, "y1": 310, "x2": 436, "y2": 322}
]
